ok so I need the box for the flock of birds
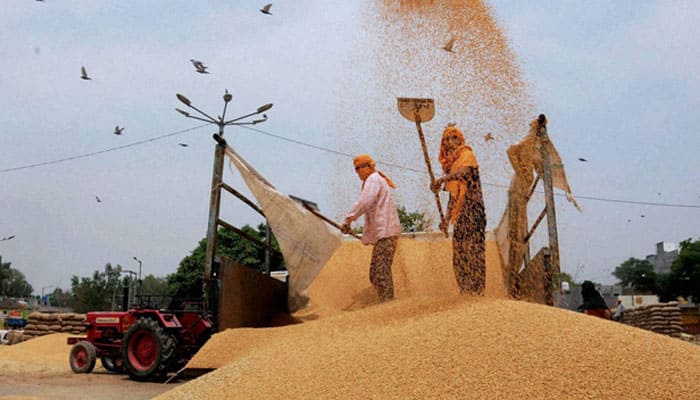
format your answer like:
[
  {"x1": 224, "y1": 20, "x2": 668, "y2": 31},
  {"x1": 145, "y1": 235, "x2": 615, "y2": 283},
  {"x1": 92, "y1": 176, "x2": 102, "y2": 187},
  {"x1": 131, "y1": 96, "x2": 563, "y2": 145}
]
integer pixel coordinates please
[
  {"x1": 71, "y1": 4, "x2": 597, "y2": 207},
  {"x1": 74, "y1": 4, "x2": 275, "y2": 203}
]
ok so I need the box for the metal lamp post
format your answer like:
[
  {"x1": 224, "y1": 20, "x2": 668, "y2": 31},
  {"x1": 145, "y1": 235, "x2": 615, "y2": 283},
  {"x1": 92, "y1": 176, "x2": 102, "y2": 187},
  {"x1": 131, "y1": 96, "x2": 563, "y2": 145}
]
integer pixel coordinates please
[
  {"x1": 174, "y1": 90, "x2": 272, "y2": 308},
  {"x1": 41, "y1": 285, "x2": 55, "y2": 306},
  {"x1": 133, "y1": 256, "x2": 142, "y2": 300}
]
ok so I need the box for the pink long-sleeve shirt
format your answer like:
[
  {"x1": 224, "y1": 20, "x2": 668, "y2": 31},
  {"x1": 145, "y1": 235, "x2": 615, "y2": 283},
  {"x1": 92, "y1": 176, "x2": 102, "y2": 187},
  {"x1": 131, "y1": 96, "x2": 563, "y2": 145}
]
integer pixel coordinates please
[{"x1": 345, "y1": 172, "x2": 402, "y2": 245}]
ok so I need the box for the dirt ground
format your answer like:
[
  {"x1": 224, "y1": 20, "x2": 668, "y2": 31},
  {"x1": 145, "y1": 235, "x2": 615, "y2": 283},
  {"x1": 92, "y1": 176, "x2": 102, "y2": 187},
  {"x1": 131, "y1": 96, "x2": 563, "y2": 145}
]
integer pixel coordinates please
[{"x1": 0, "y1": 371, "x2": 185, "y2": 400}]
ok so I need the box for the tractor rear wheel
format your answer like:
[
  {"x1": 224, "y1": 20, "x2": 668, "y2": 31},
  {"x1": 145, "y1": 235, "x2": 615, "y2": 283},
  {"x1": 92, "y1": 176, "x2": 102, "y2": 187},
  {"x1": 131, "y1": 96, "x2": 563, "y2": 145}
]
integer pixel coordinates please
[
  {"x1": 69, "y1": 341, "x2": 97, "y2": 373},
  {"x1": 121, "y1": 318, "x2": 176, "y2": 381},
  {"x1": 101, "y1": 355, "x2": 125, "y2": 373}
]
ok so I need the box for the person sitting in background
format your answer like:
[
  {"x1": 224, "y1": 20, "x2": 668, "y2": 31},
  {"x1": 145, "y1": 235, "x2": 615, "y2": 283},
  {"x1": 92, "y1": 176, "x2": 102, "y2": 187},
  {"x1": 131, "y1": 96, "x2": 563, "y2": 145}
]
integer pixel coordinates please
[
  {"x1": 612, "y1": 298, "x2": 625, "y2": 321},
  {"x1": 578, "y1": 280, "x2": 611, "y2": 319}
]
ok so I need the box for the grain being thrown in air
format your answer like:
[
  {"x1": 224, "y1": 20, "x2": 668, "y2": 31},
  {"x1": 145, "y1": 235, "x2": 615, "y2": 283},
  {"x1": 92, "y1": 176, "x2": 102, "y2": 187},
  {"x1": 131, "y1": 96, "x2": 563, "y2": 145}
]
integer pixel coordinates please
[{"x1": 331, "y1": 0, "x2": 533, "y2": 229}]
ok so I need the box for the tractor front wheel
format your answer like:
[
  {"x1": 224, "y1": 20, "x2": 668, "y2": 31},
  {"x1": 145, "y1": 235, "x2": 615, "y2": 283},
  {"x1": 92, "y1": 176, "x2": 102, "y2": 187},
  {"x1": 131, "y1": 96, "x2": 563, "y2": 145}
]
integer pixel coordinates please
[
  {"x1": 69, "y1": 341, "x2": 97, "y2": 373},
  {"x1": 121, "y1": 318, "x2": 176, "y2": 381}
]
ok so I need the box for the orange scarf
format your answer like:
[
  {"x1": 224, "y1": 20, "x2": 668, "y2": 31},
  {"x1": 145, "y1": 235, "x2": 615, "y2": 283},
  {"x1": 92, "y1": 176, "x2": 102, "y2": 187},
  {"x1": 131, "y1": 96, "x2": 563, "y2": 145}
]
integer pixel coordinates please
[
  {"x1": 437, "y1": 127, "x2": 478, "y2": 223},
  {"x1": 353, "y1": 154, "x2": 397, "y2": 188}
]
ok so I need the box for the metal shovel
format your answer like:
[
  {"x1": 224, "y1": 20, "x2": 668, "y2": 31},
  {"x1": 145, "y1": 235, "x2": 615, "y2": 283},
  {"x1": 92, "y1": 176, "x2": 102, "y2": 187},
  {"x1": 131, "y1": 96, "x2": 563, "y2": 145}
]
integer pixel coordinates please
[{"x1": 397, "y1": 97, "x2": 448, "y2": 237}]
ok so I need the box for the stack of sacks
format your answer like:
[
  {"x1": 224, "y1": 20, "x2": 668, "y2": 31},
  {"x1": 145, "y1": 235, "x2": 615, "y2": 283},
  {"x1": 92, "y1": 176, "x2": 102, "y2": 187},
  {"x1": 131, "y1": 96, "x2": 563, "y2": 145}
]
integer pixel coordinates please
[
  {"x1": 58, "y1": 313, "x2": 87, "y2": 335},
  {"x1": 21, "y1": 312, "x2": 85, "y2": 342},
  {"x1": 623, "y1": 302, "x2": 683, "y2": 338},
  {"x1": 5, "y1": 330, "x2": 24, "y2": 345}
]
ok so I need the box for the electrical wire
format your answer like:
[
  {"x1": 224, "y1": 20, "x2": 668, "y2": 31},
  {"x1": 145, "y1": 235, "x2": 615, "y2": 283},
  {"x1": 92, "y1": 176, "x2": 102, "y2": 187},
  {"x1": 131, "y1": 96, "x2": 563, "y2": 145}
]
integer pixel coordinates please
[
  {"x1": 1, "y1": 122, "x2": 699, "y2": 209},
  {"x1": 236, "y1": 125, "x2": 700, "y2": 209},
  {"x1": 0, "y1": 123, "x2": 211, "y2": 173}
]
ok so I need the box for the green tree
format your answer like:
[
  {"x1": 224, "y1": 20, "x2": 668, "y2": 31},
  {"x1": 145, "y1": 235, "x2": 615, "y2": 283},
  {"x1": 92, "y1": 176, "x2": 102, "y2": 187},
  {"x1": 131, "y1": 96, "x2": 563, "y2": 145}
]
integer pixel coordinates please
[
  {"x1": 49, "y1": 287, "x2": 73, "y2": 308},
  {"x1": 397, "y1": 206, "x2": 428, "y2": 233},
  {"x1": 669, "y1": 238, "x2": 700, "y2": 302},
  {"x1": 0, "y1": 256, "x2": 33, "y2": 298},
  {"x1": 70, "y1": 263, "x2": 123, "y2": 313},
  {"x1": 612, "y1": 257, "x2": 656, "y2": 292},
  {"x1": 167, "y1": 224, "x2": 283, "y2": 300},
  {"x1": 350, "y1": 206, "x2": 429, "y2": 234},
  {"x1": 140, "y1": 274, "x2": 169, "y2": 309},
  {"x1": 552, "y1": 272, "x2": 574, "y2": 290}
]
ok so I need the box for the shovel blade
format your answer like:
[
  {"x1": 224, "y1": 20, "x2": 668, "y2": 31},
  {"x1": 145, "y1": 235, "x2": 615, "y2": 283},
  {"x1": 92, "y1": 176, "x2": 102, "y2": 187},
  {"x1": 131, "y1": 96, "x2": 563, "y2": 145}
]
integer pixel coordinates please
[{"x1": 397, "y1": 97, "x2": 435, "y2": 123}]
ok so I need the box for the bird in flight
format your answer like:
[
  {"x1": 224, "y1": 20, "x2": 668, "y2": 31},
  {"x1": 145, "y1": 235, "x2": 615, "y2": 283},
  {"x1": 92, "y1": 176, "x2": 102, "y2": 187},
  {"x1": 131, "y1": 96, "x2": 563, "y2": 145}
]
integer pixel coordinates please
[
  {"x1": 484, "y1": 133, "x2": 494, "y2": 142},
  {"x1": 114, "y1": 126, "x2": 124, "y2": 135},
  {"x1": 190, "y1": 59, "x2": 209, "y2": 74},
  {"x1": 442, "y1": 37, "x2": 456, "y2": 53},
  {"x1": 178, "y1": 143, "x2": 189, "y2": 147},
  {"x1": 260, "y1": 3, "x2": 272, "y2": 15},
  {"x1": 640, "y1": 214, "x2": 645, "y2": 218},
  {"x1": 80, "y1": 66, "x2": 91, "y2": 80},
  {"x1": 95, "y1": 196, "x2": 102, "y2": 203},
  {"x1": 577, "y1": 157, "x2": 587, "y2": 162}
]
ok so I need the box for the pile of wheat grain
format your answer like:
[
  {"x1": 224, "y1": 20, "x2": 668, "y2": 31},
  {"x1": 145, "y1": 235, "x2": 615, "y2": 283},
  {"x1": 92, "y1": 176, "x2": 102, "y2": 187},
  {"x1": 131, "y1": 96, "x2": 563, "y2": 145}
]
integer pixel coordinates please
[
  {"x1": 159, "y1": 296, "x2": 700, "y2": 400},
  {"x1": 177, "y1": 235, "x2": 699, "y2": 399},
  {"x1": 0, "y1": 333, "x2": 73, "y2": 376}
]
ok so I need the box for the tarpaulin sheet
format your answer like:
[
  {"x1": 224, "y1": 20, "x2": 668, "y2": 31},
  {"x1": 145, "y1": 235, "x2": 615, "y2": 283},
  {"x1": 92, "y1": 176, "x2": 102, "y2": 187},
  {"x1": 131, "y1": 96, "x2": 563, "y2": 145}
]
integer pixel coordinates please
[{"x1": 225, "y1": 147, "x2": 343, "y2": 312}]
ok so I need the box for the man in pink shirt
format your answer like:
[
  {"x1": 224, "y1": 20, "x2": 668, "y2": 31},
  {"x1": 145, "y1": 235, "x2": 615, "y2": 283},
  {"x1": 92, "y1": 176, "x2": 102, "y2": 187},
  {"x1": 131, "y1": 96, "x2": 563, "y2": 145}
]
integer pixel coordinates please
[{"x1": 341, "y1": 154, "x2": 402, "y2": 301}]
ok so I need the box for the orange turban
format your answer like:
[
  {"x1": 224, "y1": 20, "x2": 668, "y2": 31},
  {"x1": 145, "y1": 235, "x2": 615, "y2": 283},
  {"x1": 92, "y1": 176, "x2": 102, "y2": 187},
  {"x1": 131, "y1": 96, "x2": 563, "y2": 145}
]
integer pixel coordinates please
[{"x1": 353, "y1": 154, "x2": 396, "y2": 188}]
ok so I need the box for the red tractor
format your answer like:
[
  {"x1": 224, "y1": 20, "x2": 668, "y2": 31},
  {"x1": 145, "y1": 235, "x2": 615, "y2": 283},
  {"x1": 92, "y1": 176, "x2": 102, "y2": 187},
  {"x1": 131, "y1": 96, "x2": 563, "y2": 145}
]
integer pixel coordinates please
[{"x1": 68, "y1": 302, "x2": 213, "y2": 381}]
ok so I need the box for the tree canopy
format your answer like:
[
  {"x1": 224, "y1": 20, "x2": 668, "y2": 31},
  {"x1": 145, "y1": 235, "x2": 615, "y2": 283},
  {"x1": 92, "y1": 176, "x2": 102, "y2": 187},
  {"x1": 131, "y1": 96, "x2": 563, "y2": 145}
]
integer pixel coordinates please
[
  {"x1": 167, "y1": 224, "x2": 283, "y2": 300},
  {"x1": 70, "y1": 263, "x2": 125, "y2": 313},
  {"x1": 0, "y1": 255, "x2": 33, "y2": 298},
  {"x1": 397, "y1": 206, "x2": 429, "y2": 233},
  {"x1": 668, "y1": 238, "x2": 700, "y2": 302},
  {"x1": 612, "y1": 257, "x2": 657, "y2": 292}
]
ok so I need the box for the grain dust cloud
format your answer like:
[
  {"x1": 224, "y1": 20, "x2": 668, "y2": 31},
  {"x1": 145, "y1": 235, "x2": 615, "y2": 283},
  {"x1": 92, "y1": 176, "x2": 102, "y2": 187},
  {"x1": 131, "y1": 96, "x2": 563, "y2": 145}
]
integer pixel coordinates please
[{"x1": 332, "y1": 0, "x2": 533, "y2": 230}]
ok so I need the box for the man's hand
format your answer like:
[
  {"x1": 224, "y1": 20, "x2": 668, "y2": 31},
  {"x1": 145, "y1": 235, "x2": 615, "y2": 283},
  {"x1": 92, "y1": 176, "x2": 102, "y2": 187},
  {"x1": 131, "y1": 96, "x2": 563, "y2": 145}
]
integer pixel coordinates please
[{"x1": 340, "y1": 223, "x2": 351, "y2": 234}]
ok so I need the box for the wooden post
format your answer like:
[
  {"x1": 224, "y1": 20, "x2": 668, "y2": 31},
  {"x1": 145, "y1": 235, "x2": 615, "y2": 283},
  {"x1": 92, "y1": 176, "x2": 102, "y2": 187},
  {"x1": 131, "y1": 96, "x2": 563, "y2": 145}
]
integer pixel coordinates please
[
  {"x1": 203, "y1": 126, "x2": 226, "y2": 306},
  {"x1": 536, "y1": 115, "x2": 560, "y2": 303}
]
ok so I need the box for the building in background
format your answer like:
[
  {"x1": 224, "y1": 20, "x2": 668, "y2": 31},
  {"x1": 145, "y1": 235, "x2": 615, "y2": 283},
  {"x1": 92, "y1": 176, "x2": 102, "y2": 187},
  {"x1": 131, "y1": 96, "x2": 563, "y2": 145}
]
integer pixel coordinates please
[{"x1": 646, "y1": 242, "x2": 679, "y2": 275}]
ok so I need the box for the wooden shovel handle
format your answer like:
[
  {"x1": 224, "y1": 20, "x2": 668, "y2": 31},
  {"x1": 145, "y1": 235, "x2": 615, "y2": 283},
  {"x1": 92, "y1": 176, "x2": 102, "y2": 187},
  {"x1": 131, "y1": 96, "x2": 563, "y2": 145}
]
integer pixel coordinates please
[
  {"x1": 302, "y1": 204, "x2": 362, "y2": 240},
  {"x1": 414, "y1": 118, "x2": 448, "y2": 237}
]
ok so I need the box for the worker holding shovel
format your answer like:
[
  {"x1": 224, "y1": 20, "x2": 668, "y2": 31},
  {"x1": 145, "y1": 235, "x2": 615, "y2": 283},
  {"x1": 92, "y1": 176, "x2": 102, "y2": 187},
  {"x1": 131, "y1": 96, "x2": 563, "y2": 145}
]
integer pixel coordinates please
[
  {"x1": 341, "y1": 154, "x2": 402, "y2": 302},
  {"x1": 431, "y1": 126, "x2": 487, "y2": 295}
]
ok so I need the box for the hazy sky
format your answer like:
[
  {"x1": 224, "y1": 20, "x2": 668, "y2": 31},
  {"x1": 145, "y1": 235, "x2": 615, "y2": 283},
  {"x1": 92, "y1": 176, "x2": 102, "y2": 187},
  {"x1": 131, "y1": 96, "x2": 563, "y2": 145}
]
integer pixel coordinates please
[{"x1": 1, "y1": 1, "x2": 698, "y2": 294}]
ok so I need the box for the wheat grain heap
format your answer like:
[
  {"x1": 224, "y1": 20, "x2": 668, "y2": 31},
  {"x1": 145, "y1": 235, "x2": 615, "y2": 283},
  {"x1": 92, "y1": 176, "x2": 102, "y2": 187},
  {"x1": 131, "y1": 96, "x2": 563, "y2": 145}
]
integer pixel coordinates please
[{"x1": 165, "y1": 235, "x2": 699, "y2": 399}]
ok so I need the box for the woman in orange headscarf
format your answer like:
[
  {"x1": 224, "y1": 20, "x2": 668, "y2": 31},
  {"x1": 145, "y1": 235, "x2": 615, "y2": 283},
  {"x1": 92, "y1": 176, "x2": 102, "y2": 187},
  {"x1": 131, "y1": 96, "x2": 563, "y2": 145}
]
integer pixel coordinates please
[{"x1": 430, "y1": 126, "x2": 486, "y2": 294}]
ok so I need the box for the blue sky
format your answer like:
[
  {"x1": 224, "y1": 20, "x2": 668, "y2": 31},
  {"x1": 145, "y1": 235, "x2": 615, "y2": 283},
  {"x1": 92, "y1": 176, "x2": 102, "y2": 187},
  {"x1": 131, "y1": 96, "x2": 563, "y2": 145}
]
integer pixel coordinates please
[{"x1": 1, "y1": 1, "x2": 698, "y2": 293}]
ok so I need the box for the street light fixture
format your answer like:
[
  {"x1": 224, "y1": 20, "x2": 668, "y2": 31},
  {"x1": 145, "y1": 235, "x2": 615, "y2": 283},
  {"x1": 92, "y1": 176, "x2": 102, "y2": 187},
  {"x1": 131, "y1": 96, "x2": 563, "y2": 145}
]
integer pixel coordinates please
[
  {"x1": 174, "y1": 90, "x2": 273, "y2": 308},
  {"x1": 175, "y1": 90, "x2": 273, "y2": 130}
]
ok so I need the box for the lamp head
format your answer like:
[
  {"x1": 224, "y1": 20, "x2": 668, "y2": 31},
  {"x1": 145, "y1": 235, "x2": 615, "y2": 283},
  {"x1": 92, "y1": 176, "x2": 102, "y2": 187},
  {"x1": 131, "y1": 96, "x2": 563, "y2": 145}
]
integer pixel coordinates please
[
  {"x1": 176, "y1": 93, "x2": 192, "y2": 106},
  {"x1": 223, "y1": 89, "x2": 232, "y2": 103},
  {"x1": 257, "y1": 103, "x2": 273, "y2": 113},
  {"x1": 175, "y1": 108, "x2": 190, "y2": 117}
]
